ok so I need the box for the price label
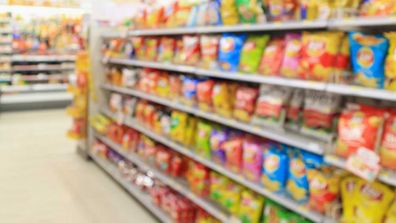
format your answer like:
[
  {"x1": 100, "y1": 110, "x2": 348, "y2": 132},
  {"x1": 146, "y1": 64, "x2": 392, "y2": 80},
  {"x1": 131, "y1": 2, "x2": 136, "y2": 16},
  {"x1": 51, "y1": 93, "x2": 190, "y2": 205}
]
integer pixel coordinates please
[{"x1": 346, "y1": 147, "x2": 381, "y2": 181}]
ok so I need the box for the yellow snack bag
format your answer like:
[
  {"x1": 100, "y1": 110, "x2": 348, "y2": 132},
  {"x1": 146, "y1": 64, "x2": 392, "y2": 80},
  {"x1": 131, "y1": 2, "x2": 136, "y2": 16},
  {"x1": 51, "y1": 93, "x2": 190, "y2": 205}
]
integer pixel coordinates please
[
  {"x1": 221, "y1": 0, "x2": 240, "y2": 25},
  {"x1": 385, "y1": 200, "x2": 396, "y2": 223},
  {"x1": 170, "y1": 111, "x2": 188, "y2": 143},
  {"x1": 183, "y1": 116, "x2": 197, "y2": 147},
  {"x1": 385, "y1": 32, "x2": 396, "y2": 91},
  {"x1": 212, "y1": 82, "x2": 237, "y2": 118},
  {"x1": 354, "y1": 180, "x2": 394, "y2": 223},
  {"x1": 341, "y1": 176, "x2": 359, "y2": 223}
]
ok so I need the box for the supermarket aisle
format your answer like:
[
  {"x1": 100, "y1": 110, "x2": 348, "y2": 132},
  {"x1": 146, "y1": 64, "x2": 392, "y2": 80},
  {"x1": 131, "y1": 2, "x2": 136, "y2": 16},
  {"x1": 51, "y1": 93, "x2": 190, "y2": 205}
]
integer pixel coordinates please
[{"x1": 0, "y1": 110, "x2": 157, "y2": 223}]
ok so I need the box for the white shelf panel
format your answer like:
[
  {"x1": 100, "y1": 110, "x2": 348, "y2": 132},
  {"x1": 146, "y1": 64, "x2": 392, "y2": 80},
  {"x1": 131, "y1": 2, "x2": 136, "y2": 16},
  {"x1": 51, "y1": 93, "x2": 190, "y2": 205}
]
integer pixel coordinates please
[
  {"x1": 12, "y1": 55, "x2": 76, "y2": 62},
  {"x1": 1, "y1": 83, "x2": 68, "y2": 93},
  {"x1": 128, "y1": 21, "x2": 328, "y2": 36},
  {"x1": 106, "y1": 58, "x2": 396, "y2": 101},
  {"x1": 90, "y1": 154, "x2": 173, "y2": 223},
  {"x1": 12, "y1": 65, "x2": 75, "y2": 72},
  {"x1": 325, "y1": 155, "x2": 396, "y2": 187},
  {"x1": 100, "y1": 108, "x2": 325, "y2": 223},
  {"x1": 330, "y1": 17, "x2": 396, "y2": 28},
  {"x1": 0, "y1": 91, "x2": 72, "y2": 104},
  {"x1": 102, "y1": 84, "x2": 326, "y2": 154},
  {"x1": 95, "y1": 133, "x2": 232, "y2": 222}
]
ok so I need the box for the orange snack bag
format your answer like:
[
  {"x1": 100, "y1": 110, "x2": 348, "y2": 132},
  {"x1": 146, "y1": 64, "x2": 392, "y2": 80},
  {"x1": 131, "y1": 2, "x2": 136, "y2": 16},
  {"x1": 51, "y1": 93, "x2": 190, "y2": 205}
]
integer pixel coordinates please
[
  {"x1": 380, "y1": 111, "x2": 396, "y2": 170},
  {"x1": 258, "y1": 36, "x2": 285, "y2": 75}
]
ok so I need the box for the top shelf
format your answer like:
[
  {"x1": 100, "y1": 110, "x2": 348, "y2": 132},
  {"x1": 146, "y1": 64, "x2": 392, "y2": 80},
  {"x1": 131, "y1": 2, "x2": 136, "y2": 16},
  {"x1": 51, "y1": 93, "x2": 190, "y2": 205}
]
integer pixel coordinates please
[{"x1": 117, "y1": 17, "x2": 396, "y2": 37}]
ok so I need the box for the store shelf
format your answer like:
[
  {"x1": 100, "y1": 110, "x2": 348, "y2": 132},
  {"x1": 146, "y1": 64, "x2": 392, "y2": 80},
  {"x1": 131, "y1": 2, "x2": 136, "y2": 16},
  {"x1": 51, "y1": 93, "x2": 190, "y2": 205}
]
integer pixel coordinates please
[
  {"x1": 89, "y1": 154, "x2": 173, "y2": 223},
  {"x1": 106, "y1": 58, "x2": 396, "y2": 101},
  {"x1": 95, "y1": 133, "x2": 232, "y2": 223},
  {"x1": 100, "y1": 108, "x2": 325, "y2": 223},
  {"x1": 12, "y1": 65, "x2": 75, "y2": 72},
  {"x1": 12, "y1": 55, "x2": 76, "y2": 62},
  {"x1": 128, "y1": 20, "x2": 328, "y2": 36},
  {"x1": 329, "y1": 17, "x2": 396, "y2": 28},
  {"x1": 0, "y1": 91, "x2": 72, "y2": 104},
  {"x1": 102, "y1": 84, "x2": 326, "y2": 154},
  {"x1": 325, "y1": 155, "x2": 396, "y2": 187},
  {"x1": 1, "y1": 83, "x2": 68, "y2": 93}
]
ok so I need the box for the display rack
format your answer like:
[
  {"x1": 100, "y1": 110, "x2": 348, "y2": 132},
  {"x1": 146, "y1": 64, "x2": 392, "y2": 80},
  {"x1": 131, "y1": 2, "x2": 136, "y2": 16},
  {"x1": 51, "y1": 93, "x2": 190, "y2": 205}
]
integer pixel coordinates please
[{"x1": 90, "y1": 11, "x2": 396, "y2": 223}]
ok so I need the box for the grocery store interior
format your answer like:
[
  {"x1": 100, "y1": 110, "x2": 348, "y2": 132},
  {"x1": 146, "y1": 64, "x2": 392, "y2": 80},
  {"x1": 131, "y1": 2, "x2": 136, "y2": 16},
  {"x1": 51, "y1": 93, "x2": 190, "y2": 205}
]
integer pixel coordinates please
[{"x1": 2, "y1": 1, "x2": 396, "y2": 223}]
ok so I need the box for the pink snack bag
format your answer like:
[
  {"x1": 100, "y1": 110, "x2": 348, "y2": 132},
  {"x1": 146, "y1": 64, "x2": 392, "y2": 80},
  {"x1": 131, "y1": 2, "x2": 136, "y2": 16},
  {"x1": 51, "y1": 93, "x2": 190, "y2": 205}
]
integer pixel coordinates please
[
  {"x1": 242, "y1": 136, "x2": 264, "y2": 182},
  {"x1": 281, "y1": 33, "x2": 303, "y2": 79}
]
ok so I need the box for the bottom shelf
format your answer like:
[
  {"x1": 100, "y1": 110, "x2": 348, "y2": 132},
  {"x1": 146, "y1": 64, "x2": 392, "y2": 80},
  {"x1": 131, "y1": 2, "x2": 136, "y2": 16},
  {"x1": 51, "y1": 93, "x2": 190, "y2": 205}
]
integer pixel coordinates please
[
  {"x1": 0, "y1": 91, "x2": 72, "y2": 104},
  {"x1": 90, "y1": 153, "x2": 173, "y2": 223}
]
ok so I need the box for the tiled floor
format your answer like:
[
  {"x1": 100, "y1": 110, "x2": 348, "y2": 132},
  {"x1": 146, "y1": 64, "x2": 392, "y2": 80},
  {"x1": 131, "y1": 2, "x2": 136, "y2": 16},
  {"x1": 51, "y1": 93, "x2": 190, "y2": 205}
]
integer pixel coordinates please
[{"x1": 0, "y1": 109, "x2": 157, "y2": 223}]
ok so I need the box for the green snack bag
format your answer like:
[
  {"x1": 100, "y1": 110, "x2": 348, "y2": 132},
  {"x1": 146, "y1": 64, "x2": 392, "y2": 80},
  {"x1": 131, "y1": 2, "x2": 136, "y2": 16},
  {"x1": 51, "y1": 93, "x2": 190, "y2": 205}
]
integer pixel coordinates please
[
  {"x1": 236, "y1": 0, "x2": 266, "y2": 24},
  {"x1": 239, "y1": 189, "x2": 265, "y2": 223},
  {"x1": 195, "y1": 121, "x2": 213, "y2": 158},
  {"x1": 222, "y1": 182, "x2": 243, "y2": 214},
  {"x1": 239, "y1": 35, "x2": 270, "y2": 73}
]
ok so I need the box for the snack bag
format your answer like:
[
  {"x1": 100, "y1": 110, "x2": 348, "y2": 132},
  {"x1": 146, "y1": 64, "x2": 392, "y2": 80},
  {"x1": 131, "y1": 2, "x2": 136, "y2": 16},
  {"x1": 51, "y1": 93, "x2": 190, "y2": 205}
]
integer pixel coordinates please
[
  {"x1": 155, "y1": 148, "x2": 172, "y2": 173},
  {"x1": 340, "y1": 176, "x2": 359, "y2": 223},
  {"x1": 335, "y1": 104, "x2": 385, "y2": 158},
  {"x1": 302, "y1": 91, "x2": 341, "y2": 141},
  {"x1": 360, "y1": 0, "x2": 396, "y2": 17},
  {"x1": 286, "y1": 150, "x2": 309, "y2": 203},
  {"x1": 253, "y1": 84, "x2": 291, "y2": 127},
  {"x1": 238, "y1": 189, "x2": 265, "y2": 223},
  {"x1": 334, "y1": 36, "x2": 352, "y2": 84},
  {"x1": 380, "y1": 111, "x2": 396, "y2": 170},
  {"x1": 158, "y1": 37, "x2": 176, "y2": 62},
  {"x1": 239, "y1": 35, "x2": 270, "y2": 73},
  {"x1": 301, "y1": 32, "x2": 343, "y2": 82},
  {"x1": 262, "y1": 143, "x2": 289, "y2": 193},
  {"x1": 218, "y1": 34, "x2": 247, "y2": 72},
  {"x1": 212, "y1": 82, "x2": 237, "y2": 118},
  {"x1": 197, "y1": 79, "x2": 215, "y2": 112},
  {"x1": 209, "y1": 172, "x2": 229, "y2": 204},
  {"x1": 281, "y1": 33, "x2": 303, "y2": 79},
  {"x1": 350, "y1": 32, "x2": 389, "y2": 89},
  {"x1": 131, "y1": 37, "x2": 146, "y2": 59},
  {"x1": 184, "y1": 116, "x2": 197, "y2": 147},
  {"x1": 223, "y1": 134, "x2": 244, "y2": 173},
  {"x1": 266, "y1": 0, "x2": 299, "y2": 22},
  {"x1": 173, "y1": 38, "x2": 184, "y2": 64},
  {"x1": 236, "y1": 0, "x2": 266, "y2": 24},
  {"x1": 200, "y1": 35, "x2": 220, "y2": 69},
  {"x1": 170, "y1": 111, "x2": 188, "y2": 143},
  {"x1": 242, "y1": 136, "x2": 264, "y2": 182},
  {"x1": 145, "y1": 38, "x2": 160, "y2": 61},
  {"x1": 233, "y1": 86, "x2": 259, "y2": 122},
  {"x1": 156, "y1": 73, "x2": 170, "y2": 98},
  {"x1": 169, "y1": 75, "x2": 182, "y2": 100},
  {"x1": 206, "y1": 0, "x2": 222, "y2": 26},
  {"x1": 258, "y1": 36, "x2": 286, "y2": 75},
  {"x1": 299, "y1": 0, "x2": 319, "y2": 20},
  {"x1": 354, "y1": 180, "x2": 394, "y2": 223},
  {"x1": 220, "y1": 0, "x2": 239, "y2": 25},
  {"x1": 187, "y1": 161, "x2": 210, "y2": 196},
  {"x1": 174, "y1": 1, "x2": 194, "y2": 27},
  {"x1": 210, "y1": 127, "x2": 229, "y2": 165},
  {"x1": 385, "y1": 200, "x2": 396, "y2": 223},
  {"x1": 196, "y1": 121, "x2": 214, "y2": 159},
  {"x1": 286, "y1": 89, "x2": 304, "y2": 129},
  {"x1": 385, "y1": 32, "x2": 396, "y2": 91},
  {"x1": 181, "y1": 76, "x2": 199, "y2": 106},
  {"x1": 221, "y1": 181, "x2": 243, "y2": 214},
  {"x1": 182, "y1": 35, "x2": 200, "y2": 65}
]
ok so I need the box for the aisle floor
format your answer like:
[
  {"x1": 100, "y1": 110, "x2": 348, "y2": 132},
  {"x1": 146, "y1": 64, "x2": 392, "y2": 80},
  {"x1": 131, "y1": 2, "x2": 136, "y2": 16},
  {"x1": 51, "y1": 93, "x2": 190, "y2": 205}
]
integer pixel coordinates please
[{"x1": 0, "y1": 109, "x2": 157, "y2": 223}]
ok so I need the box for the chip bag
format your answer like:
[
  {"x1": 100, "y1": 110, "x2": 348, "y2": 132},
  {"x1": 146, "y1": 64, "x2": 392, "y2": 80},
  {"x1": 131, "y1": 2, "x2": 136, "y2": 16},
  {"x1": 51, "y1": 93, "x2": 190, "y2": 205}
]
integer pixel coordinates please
[
  {"x1": 258, "y1": 36, "x2": 286, "y2": 75},
  {"x1": 242, "y1": 136, "x2": 264, "y2": 182},
  {"x1": 301, "y1": 32, "x2": 343, "y2": 82},
  {"x1": 196, "y1": 120, "x2": 214, "y2": 159},
  {"x1": 350, "y1": 32, "x2": 389, "y2": 89},
  {"x1": 236, "y1": 0, "x2": 266, "y2": 24},
  {"x1": 187, "y1": 161, "x2": 210, "y2": 196},
  {"x1": 200, "y1": 35, "x2": 220, "y2": 69},
  {"x1": 145, "y1": 37, "x2": 160, "y2": 61},
  {"x1": 210, "y1": 127, "x2": 229, "y2": 165},
  {"x1": 266, "y1": 0, "x2": 299, "y2": 22},
  {"x1": 131, "y1": 37, "x2": 145, "y2": 60},
  {"x1": 286, "y1": 89, "x2": 304, "y2": 129},
  {"x1": 197, "y1": 79, "x2": 215, "y2": 112},
  {"x1": 334, "y1": 35, "x2": 352, "y2": 84},
  {"x1": 222, "y1": 181, "x2": 242, "y2": 214},
  {"x1": 209, "y1": 171, "x2": 229, "y2": 204},
  {"x1": 281, "y1": 33, "x2": 303, "y2": 79},
  {"x1": 181, "y1": 76, "x2": 200, "y2": 106},
  {"x1": 239, "y1": 35, "x2": 270, "y2": 73},
  {"x1": 238, "y1": 189, "x2": 265, "y2": 223},
  {"x1": 157, "y1": 37, "x2": 176, "y2": 62},
  {"x1": 380, "y1": 111, "x2": 396, "y2": 170},
  {"x1": 262, "y1": 143, "x2": 289, "y2": 193},
  {"x1": 212, "y1": 82, "x2": 237, "y2": 118},
  {"x1": 360, "y1": 0, "x2": 396, "y2": 17},
  {"x1": 223, "y1": 134, "x2": 244, "y2": 173},
  {"x1": 385, "y1": 32, "x2": 396, "y2": 91},
  {"x1": 220, "y1": 0, "x2": 240, "y2": 25},
  {"x1": 385, "y1": 200, "x2": 396, "y2": 223},
  {"x1": 206, "y1": 0, "x2": 222, "y2": 26},
  {"x1": 182, "y1": 35, "x2": 200, "y2": 65},
  {"x1": 233, "y1": 86, "x2": 259, "y2": 122},
  {"x1": 173, "y1": 38, "x2": 184, "y2": 64},
  {"x1": 170, "y1": 111, "x2": 188, "y2": 143},
  {"x1": 335, "y1": 104, "x2": 385, "y2": 158},
  {"x1": 218, "y1": 34, "x2": 247, "y2": 72},
  {"x1": 340, "y1": 176, "x2": 359, "y2": 222},
  {"x1": 286, "y1": 150, "x2": 309, "y2": 203},
  {"x1": 169, "y1": 75, "x2": 182, "y2": 100}
]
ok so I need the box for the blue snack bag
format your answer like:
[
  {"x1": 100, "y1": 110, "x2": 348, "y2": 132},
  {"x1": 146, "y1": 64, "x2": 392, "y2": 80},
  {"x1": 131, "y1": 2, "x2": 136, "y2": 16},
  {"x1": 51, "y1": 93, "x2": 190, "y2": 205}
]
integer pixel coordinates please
[
  {"x1": 286, "y1": 149, "x2": 309, "y2": 203},
  {"x1": 181, "y1": 76, "x2": 200, "y2": 106},
  {"x1": 262, "y1": 143, "x2": 289, "y2": 193},
  {"x1": 349, "y1": 32, "x2": 389, "y2": 89},
  {"x1": 218, "y1": 33, "x2": 247, "y2": 72}
]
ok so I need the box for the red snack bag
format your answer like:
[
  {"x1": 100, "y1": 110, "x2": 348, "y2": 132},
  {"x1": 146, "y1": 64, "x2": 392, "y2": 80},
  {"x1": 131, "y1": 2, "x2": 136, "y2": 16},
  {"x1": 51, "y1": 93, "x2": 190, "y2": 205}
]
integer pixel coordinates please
[
  {"x1": 380, "y1": 111, "x2": 396, "y2": 170},
  {"x1": 122, "y1": 129, "x2": 140, "y2": 152},
  {"x1": 233, "y1": 86, "x2": 259, "y2": 122},
  {"x1": 145, "y1": 37, "x2": 160, "y2": 61},
  {"x1": 170, "y1": 155, "x2": 187, "y2": 177},
  {"x1": 223, "y1": 134, "x2": 244, "y2": 173},
  {"x1": 187, "y1": 161, "x2": 210, "y2": 196},
  {"x1": 169, "y1": 75, "x2": 182, "y2": 100},
  {"x1": 286, "y1": 89, "x2": 305, "y2": 128},
  {"x1": 173, "y1": 38, "x2": 184, "y2": 64},
  {"x1": 259, "y1": 37, "x2": 286, "y2": 75},
  {"x1": 197, "y1": 79, "x2": 215, "y2": 112},
  {"x1": 335, "y1": 105, "x2": 385, "y2": 158},
  {"x1": 156, "y1": 148, "x2": 173, "y2": 173},
  {"x1": 199, "y1": 35, "x2": 220, "y2": 69},
  {"x1": 182, "y1": 35, "x2": 200, "y2": 65}
]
